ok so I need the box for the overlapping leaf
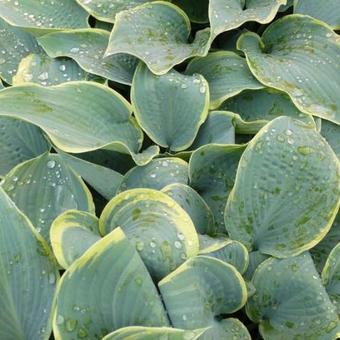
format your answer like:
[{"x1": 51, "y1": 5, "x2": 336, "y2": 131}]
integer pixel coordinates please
[
  {"x1": 132, "y1": 63, "x2": 209, "y2": 151},
  {"x1": 13, "y1": 53, "x2": 87, "y2": 86},
  {"x1": 0, "y1": 17, "x2": 41, "y2": 84},
  {"x1": 0, "y1": 188, "x2": 58, "y2": 340},
  {"x1": 1, "y1": 153, "x2": 95, "y2": 240},
  {"x1": 53, "y1": 228, "x2": 169, "y2": 339},
  {"x1": 0, "y1": 117, "x2": 49, "y2": 176},
  {"x1": 105, "y1": 1, "x2": 211, "y2": 75},
  {"x1": 209, "y1": 0, "x2": 286, "y2": 39},
  {"x1": 0, "y1": 0, "x2": 89, "y2": 30},
  {"x1": 38, "y1": 29, "x2": 138, "y2": 85},
  {"x1": 0, "y1": 81, "x2": 158, "y2": 164},
  {"x1": 224, "y1": 116, "x2": 340, "y2": 257},
  {"x1": 238, "y1": 15, "x2": 340, "y2": 124},
  {"x1": 50, "y1": 210, "x2": 100, "y2": 269},
  {"x1": 294, "y1": 0, "x2": 340, "y2": 29},
  {"x1": 117, "y1": 158, "x2": 189, "y2": 193},
  {"x1": 186, "y1": 51, "x2": 263, "y2": 109},
  {"x1": 99, "y1": 189, "x2": 199, "y2": 280},
  {"x1": 247, "y1": 253, "x2": 339, "y2": 339}
]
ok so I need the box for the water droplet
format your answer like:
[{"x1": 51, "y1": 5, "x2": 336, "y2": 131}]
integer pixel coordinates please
[
  {"x1": 150, "y1": 241, "x2": 156, "y2": 248},
  {"x1": 56, "y1": 314, "x2": 64, "y2": 325},
  {"x1": 174, "y1": 241, "x2": 182, "y2": 249},
  {"x1": 48, "y1": 272, "x2": 56, "y2": 284},
  {"x1": 177, "y1": 232, "x2": 185, "y2": 240},
  {"x1": 47, "y1": 160, "x2": 56, "y2": 169},
  {"x1": 199, "y1": 85, "x2": 206, "y2": 94}
]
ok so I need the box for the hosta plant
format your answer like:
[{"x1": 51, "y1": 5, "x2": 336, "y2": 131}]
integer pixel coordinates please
[{"x1": 0, "y1": 0, "x2": 339, "y2": 339}]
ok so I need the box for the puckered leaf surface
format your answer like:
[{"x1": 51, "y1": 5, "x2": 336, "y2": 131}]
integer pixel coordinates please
[{"x1": 225, "y1": 116, "x2": 340, "y2": 257}]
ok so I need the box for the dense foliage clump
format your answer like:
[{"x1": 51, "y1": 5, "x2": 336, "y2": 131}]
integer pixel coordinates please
[{"x1": 0, "y1": 0, "x2": 339, "y2": 339}]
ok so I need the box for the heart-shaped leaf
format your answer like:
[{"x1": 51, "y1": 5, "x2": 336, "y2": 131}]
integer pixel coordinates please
[
  {"x1": 159, "y1": 256, "x2": 247, "y2": 329},
  {"x1": 38, "y1": 29, "x2": 138, "y2": 85},
  {"x1": 99, "y1": 189, "x2": 199, "y2": 280},
  {"x1": 132, "y1": 63, "x2": 209, "y2": 151},
  {"x1": 246, "y1": 253, "x2": 339, "y2": 339},
  {"x1": 225, "y1": 116, "x2": 340, "y2": 257},
  {"x1": 162, "y1": 183, "x2": 214, "y2": 235},
  {"x1": 185, "y1": 51, "x2": 263, "y2": 109},
  {"x1": 238, "y1": 15, "x2": 340, "y2": 124},
  {"x1": 1, "y1": 153, "x2": 95, "y2": 241},
  {"x1": 294, "y1": 0, "x2": 340, "y2": 29},
  {"x1": 0, "y1": 187, "x2": 58, "y2": 340},
  {"x1": 105, "y1": 1, "x2": 210, "y2": 75},
  {"x1": 53, "y1": 227, "x2": 169, "y2": 339},
  {"x1": 0, "y1": 0, "x2": 89, "y2": 30},
  {"x1": 117, "y1": 158, "x2": 188, "y2": 193},
  {"x1": 50, "y1": 210, "x2": 100, "y2": 269}
]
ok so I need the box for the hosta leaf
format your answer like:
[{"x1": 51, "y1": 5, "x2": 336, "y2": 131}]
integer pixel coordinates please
[
  {"x1": 246, "y1": 253, "x2": 339, "y2": 339},
  {"x1": 0, "y1": 117, "x2": 49, "y2": 176},
  {"x1": 59, "y1": 151, "x2": 123, "y2": 200},
  {"x1": 322, "y1": 243, "x2": 340, "y2": 314},
  {"x1": 209, "y1": 0, "x2": 286, "y2": 39},
  {"x1": 189, "y1": 111, "x2": 235, "y2": 149},
  {"x1": 199, "y1": 235, "x2": 249, "y2": 274},
  {"x1": 76, "y1": 0, "x2": 150, "y2": 23},
  {"x1": 185, "y1": 51, "x2": 263, "y2": 109},
  {"x1": 294, "y1": 0, "x2": 340, "y2": 29},
  {"x1": 53, "y1": 228, "x2": 169, "y2": 340},
  {"x1": 159, "y1": 256, "x2": 247, "y2": 329},
  {"x1": 311, "y1": 212, "x2": 340, "y2": 272},
  {"x1": 225, "y1": 117, "x2": 340, "y2": 257},
  {"x1": 105, "y1": 1, "x2": 211, "y2": 75},
  {"x1": 38, "y1": 29, "x2": 138, "y2": 85},
  {"x1": 13, "y1": 53, "x2": 87, "y2": 86},
  {"x1": 102, "y1": 326, "x2": 207, "y2": 340},
  {"x1": 189, "y1": 144, "x2": 245, "y2": 234},
  {"x1": 220, "y1": 88, "x2": 315, "y2": 134},
  {"x1": 172, "y1": 0, "x2": 209, "y2": 23},
  {"x1": 0, "y1": 188, "x2": 58, "y2": 340},
  {"x1": 243, "y1": 251, "x2": 269, "y2": 281},
  {"x1": 2, "y1": 153, "x2": 95, "y2": 240},
  {"x1": 132, "y1": 63, "x2": 209, "y2": 151},
  {"x1": 99, "y1": 189, "x2": 199, "y2": 280},
  {"x1": 321, "y1": 120, "x2": 340, "y2": 158},
  {"x1": 50, "y1": 210, "x2": 100, "y2": 269},
  {"x1": 162, "y1": 183, "x2": 214, "y2": 235},
  {"x1": 0, "y1": 17, "x2": 41, "y2": 84},
  {"x1": 0, "y1": 0, "x2": 89, "y2": 30},
  {"x1": 117, "y1": 158, "x2": 188, "y2": 193},
  {"x1": 0, "y1": 82, "x2": 144, "y2": 156},
  {"x1": 238, "y1": 15, "x2": 340, "y2": 125}
]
